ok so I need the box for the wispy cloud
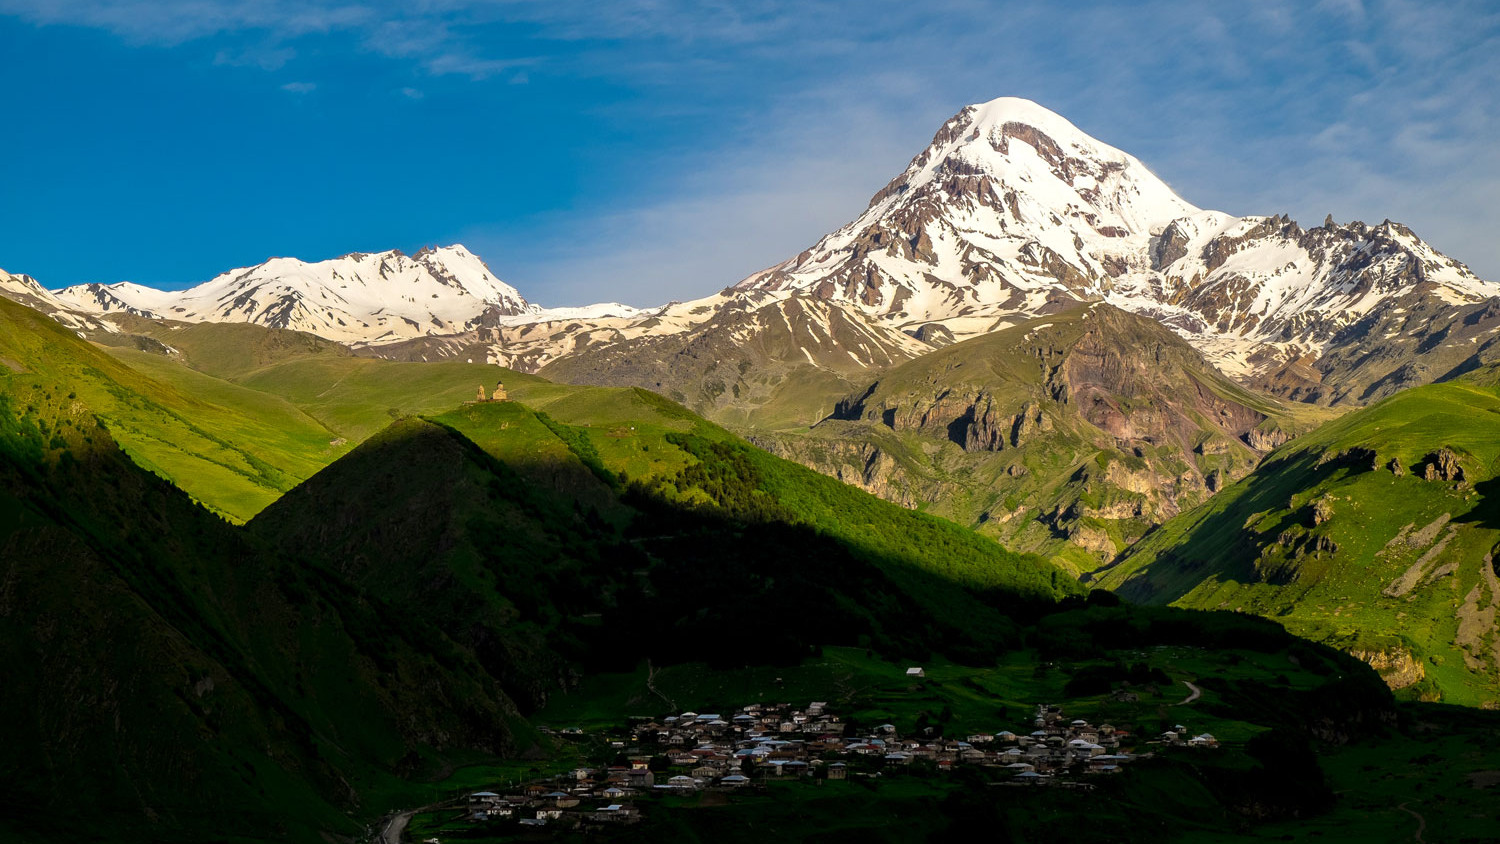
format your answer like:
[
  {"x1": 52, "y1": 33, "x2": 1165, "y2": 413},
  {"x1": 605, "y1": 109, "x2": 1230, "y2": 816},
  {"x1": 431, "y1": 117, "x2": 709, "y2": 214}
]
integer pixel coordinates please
[
  {"x1": 0, "y1": 0, "x2": 370, "y2": 45},
  {"x1": 279, "y1": 80, "x2": 315, "y2": 94},
  {"x1": 0, "y1": 0, "x2": 526, "y2": 79}
]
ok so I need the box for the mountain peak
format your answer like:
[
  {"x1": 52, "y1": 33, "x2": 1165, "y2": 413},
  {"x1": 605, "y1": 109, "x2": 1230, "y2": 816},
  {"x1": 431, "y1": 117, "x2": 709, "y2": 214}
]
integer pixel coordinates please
[
  {"x1": 737, "y1": 95, "x2": 1199, "y2": 324},
  {"x1": 52, "y1": 244, "x2": 533, "y2": 344},
  {"x1": 892, "y1": 96, "x2": 1199, "y2": 230},
  {"x1": 962, "y1": 96, "x2": 1087, "y2": 136}
]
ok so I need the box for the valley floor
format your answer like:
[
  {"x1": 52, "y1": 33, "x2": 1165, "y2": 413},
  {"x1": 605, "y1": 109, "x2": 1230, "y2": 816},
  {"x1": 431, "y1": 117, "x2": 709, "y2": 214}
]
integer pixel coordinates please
[{"x1": 377, "y1": 647, "x2": 1500, "y2": 843}]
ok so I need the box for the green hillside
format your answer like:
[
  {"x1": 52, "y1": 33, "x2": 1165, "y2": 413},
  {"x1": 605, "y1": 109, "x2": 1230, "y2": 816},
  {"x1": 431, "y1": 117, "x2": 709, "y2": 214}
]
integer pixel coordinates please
[
  {"x1": 252, "y1": 397, "x2": 1081, "y2": 691},
  {"x1": 86, "y1": 318, "x2": 561, "y2": 517},
  {"x1": 1095, "y1": 373, "x2": 1500, "y2": 706},
  {"x1": 0, "y1": 297, "x2": 339, "y2": 521},
  {"x1": 95, "y1": 317, "x2": 549, "y2": 442},
  {"x1": 0, "y1": 369, "x2": 541, "y2": 843}
]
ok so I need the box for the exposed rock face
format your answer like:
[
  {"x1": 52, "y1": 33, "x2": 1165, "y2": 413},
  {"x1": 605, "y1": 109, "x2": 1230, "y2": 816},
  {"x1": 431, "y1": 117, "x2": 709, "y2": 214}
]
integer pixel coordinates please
[
  {"x1": 1419, "y1": 447, "x2": 1468, "y2": 485},
  {"x1": 748, "y1": 431, "x2": 931, "y2": 510},
  {"x1": 1455, "y1": 550, "x2": 1500, "y2": 673},
  {"x1": 1351, "y1": 648, "x2": 1426, "y2": 690},
  {"x1": 1244, "y1": 427, "x2": 1292, "y2": 451},
  {"x1": 535, "y1": 293, "x2": 928, "y2": 428},
  {"x1": 763, "y1": 305, "x2": 1313, "y2": 567},
  {"x1": 1311, "y1": 498, "x2": 1334, "y2": 525}
]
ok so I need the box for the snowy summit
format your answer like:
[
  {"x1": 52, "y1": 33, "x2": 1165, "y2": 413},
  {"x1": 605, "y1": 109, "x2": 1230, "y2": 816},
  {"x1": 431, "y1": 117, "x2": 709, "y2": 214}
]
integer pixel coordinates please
[{"x1": 52, "y1": 245, "x2": 638, "y2": 345}]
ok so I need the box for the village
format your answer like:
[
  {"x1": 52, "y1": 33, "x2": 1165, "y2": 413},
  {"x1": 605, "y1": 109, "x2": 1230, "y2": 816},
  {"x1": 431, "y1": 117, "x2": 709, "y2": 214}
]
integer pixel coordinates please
[{"x1": 424, "y1": 668, "x2": 1220, "y2": 838}]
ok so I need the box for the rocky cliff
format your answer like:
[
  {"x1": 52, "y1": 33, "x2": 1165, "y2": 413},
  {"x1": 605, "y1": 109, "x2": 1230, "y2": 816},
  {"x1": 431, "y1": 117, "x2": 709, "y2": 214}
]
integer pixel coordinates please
[{"x1": 756, "y1": 304, "x2": 1325, "y2": 570}]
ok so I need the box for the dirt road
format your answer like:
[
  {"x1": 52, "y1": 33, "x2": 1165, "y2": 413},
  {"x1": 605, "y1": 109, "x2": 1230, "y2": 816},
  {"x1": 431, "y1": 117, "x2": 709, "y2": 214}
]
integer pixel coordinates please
[
  {"x1": 1175, "y1": 680, "x2": 1201, "y2": 705},
  {"x1": 377, "y1": 810, "x2": 411, "y2": 844}
]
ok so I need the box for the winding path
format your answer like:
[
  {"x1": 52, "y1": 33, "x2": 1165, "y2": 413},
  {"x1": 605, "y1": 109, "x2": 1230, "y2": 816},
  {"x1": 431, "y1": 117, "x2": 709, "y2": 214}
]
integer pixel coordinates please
[
  {"x1": 1396, "y1": 801, "x2": 1427, "y2": 843},
  {"x1": 646, "y1": 659, "x2": 676, "y2": 710},
  {"x1": 1174, "y1": 680, "x2": 1202, "y2": 706},
  {"x1": 377, "y1": 810, "x2": 411, "y2": 844}
]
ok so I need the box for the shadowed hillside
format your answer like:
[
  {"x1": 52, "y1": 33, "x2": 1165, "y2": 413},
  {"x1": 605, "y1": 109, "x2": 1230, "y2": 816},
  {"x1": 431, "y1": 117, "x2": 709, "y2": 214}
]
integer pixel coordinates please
[
  {"x1": 251, "y1": 400, "x2": 1084, "y2": 694},
  {"x1": 0, "y1": 379, "x2": 536, "y2": 843},
  {"x1": 1095, "y1": 368, "x2": 1500, "y2": 706}
]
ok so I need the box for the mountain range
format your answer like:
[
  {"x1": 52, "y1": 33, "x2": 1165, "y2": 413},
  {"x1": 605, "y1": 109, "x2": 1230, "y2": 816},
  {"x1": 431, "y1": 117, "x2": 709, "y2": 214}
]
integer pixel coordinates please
[
  {"x1": 18, "y1": 98, "x2": 1497, "y2": 418},
  {"x1": 48, "y1": 244, "x2": 639, "y2": 346}
]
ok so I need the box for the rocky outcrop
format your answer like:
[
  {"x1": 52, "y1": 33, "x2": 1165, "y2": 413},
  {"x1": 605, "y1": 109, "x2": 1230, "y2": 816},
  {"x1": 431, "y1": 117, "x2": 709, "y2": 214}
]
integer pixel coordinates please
[
  {"x1": 1349, "y1": 647, "x2": 1426, "y2": 690},
  {"x1": 1244, "y1": 426, "x2": 1292, "y2": 451},
  {"x1": 748, "y1": 430, "x2": 935, "y2": 510},
  {"x1": 1316, "y1": 446, "x2": 1379, "y2": 470},
  {"x1": 1418, "y1": 447, "x2": 1468, "y2": 486},
  {"x1": 1311, "y1": 498, "x2": 1334, "y2": 526},
  {"x1": 795, "y1": 306, "x2": 1310, "y2": 565}
]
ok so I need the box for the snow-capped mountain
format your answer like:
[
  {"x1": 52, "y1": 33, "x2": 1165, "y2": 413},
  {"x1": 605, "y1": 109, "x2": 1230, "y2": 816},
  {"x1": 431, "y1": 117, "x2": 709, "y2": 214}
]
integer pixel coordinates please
[
  {"x1": 51, "y1": 245, "x2": 638, "y2": 346},
  {"x1": 2, "y1": 268, "x2": 67, "y2": 312},
  {"x1": 735, "y1": 97, "x2": 1498, "y2": 393},
  {"x1": 18, "y1": 96, "x2": 1498, "y2": 413},
  {"x1": 0, "y1": 267, "x2": 113, "y2": 333},
  {"x1": 536, "y1": 289, "x2": 930, "y2": 418},
  {"x1": 741, "y1": 97, "x2": 1198, "y2": 329}
]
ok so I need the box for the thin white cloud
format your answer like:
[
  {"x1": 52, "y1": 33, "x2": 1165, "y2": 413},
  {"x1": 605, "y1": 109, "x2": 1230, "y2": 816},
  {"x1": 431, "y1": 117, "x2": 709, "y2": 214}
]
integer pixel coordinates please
[
  {"x1": 0, "y1": 0, "x2": 371, "y2": 45},
  {"x1": 279, "y1": 80, "x2": 315, "y2": 93}
]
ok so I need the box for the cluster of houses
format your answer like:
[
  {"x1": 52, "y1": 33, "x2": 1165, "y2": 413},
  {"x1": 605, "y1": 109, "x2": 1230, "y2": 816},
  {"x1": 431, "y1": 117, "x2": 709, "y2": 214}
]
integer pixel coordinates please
[{"x1": 449, "y1": 692, "x2": 1219, "y2": 833}]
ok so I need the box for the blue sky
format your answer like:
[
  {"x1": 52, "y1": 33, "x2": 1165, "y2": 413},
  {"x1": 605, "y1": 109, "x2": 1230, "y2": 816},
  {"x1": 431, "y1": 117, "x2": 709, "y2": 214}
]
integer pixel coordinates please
[{"x1": 2, "y1": 1, "x2": 1497, "y2": 306}]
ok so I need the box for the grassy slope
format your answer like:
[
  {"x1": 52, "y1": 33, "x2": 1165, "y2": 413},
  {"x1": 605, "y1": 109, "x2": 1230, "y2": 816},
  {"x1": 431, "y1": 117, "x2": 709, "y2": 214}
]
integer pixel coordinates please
[
  {"x1": 235, "y1": 356, "x2": 548, "y2": 442},
  {"x1": 1095, "y1": 376, "x2": 1500, "y2": 706},
  {"x1": 255, "y1": 379, "x2": 1085, "y2": 666},
  {"x1": 10, "y1": 307, "x2": 1496, "y2": 841},
  {"x1": 89, "y1": 318, "x2": 559, "y2": 517},
  {"x1": 0, "y1": 298, "x2": 338, "y2": 521},
  {"x1": 82, "y1": 315, "x2": 1083, "y2": 620}
]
